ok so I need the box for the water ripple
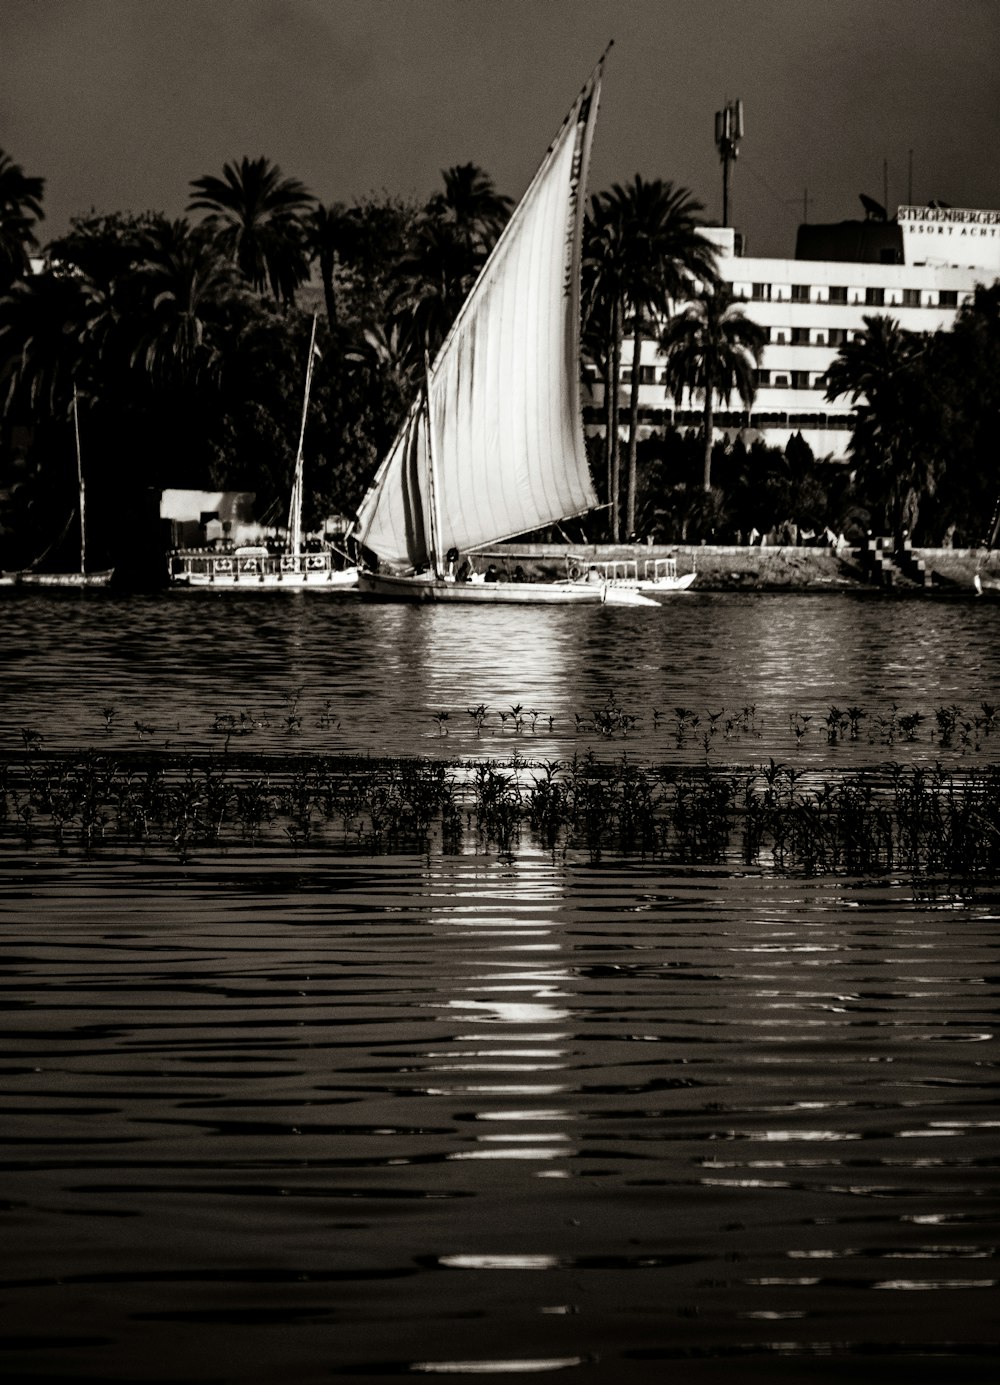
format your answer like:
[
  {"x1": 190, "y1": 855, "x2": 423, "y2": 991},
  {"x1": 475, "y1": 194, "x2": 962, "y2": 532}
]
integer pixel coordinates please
[{"x1": 1, "y1": 851, "x2": 998, "y2": 1380}]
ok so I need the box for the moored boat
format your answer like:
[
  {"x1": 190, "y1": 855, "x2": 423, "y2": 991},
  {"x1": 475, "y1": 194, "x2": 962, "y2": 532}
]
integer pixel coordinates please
[
  {"x1": 171, "y1": 544, "x2": 358, "y2": 589},
  {"x1": 565, "y1": 553, "x2": 697, "y2": 595},
  {"x1": 168, "y1": 315, "x2": 357, "y2": 591},
  {"x1": 0, "y1": 568, "x2": 113, "y2": 589},
  {"x1": 1, "y1": 388, "x2": 114, "y2": 590}
]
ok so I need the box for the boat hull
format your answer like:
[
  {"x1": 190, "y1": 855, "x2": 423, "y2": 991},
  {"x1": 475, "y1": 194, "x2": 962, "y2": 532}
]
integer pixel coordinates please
[
  {"x1": 359, "y1": 571, "x2": 608, "y2": 604},
  {"x1": 0, "y1": 569, "x2": 114, "y2": 588},
  {"x1": 174, "y1": 569, "x2": 358, "y2": 591},
  {"x1": 636, "y1": 572, "x2": 698, "y2": 594}
]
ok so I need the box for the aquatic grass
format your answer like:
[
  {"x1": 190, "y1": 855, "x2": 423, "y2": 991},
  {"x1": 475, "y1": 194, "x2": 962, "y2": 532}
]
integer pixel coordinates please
[
  {"x1": 4, "y1": 746, "x2": 1000, "y2": 881},
  {"x1": 63, "y1": 693, "x2": 1000, "y2": 764},
  {"x1": 467, "y1": 703, "x2": 488, "y2": 735},
  {"x1": 667, "y1": 764, "x2": 738, "y2": 864}
]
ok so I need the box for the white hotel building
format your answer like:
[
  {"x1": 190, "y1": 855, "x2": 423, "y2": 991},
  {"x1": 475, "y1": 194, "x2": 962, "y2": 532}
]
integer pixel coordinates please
[{"x1": 595, "y1": 205, "x2": 1000, "y2": 461}]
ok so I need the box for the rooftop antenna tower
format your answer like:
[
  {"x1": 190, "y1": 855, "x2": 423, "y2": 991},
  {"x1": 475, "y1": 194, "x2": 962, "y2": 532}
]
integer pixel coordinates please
[{"x1": 715, "y1": 98, "x2": 743, "y2": 227}]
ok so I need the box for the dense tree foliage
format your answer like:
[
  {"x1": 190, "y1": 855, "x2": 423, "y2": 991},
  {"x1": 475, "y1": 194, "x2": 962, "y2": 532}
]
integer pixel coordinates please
[
  {"x1": 601, "y1": 426, "x2": 861, "y2": 547},
  {"x1": 0, "y1": 140, "x2": 997, "y2": 582},
  {"x1": 823, "y1": 290, "x2": 1000, "y2": 545}
]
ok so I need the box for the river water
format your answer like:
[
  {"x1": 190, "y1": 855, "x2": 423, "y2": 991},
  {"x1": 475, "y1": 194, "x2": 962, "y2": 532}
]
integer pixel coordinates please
[
  {"x1": 2, "y1": 589, "x2": 999, "y2": 1382},
  {"x1": 2, "y1": 588, "x2": 1000, "y2": 763}
]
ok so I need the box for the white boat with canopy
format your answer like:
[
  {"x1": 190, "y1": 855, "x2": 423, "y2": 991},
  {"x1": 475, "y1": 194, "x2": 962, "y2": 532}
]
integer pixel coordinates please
[
  {"x1": 566, "y1": 553, "x2": 697, "y2": 594},
  {"x1": 352, "y1": 48, "x2": 654, "y2": 607}
]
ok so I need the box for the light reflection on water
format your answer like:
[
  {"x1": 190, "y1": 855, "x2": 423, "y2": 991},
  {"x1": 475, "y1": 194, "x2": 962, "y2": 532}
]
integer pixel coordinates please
[
  {"x1": 2, "y1": 589, "x2": 1000, "y2": 762},
  {"x1": 1, "y1": 850, "x2": 998, "y2": 1381}
]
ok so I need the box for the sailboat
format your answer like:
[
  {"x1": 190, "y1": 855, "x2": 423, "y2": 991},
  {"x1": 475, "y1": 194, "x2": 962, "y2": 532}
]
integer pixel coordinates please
[
  {"x1": 1, "y1": 387, "x2": 114, "y2": 589},
  {"x1": 352, "y1": 50, "x2": 655, "y2": 607},
  {"x1": 169, "y1": 314, "x2": 358, "y2": 589}
]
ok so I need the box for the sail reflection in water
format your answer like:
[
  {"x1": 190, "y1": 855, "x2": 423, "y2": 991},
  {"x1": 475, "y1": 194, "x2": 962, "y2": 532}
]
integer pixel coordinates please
[
  {"x1": 424, "y1": 856, "x2": 576, "y2": 1166},
  {"x1": 2, "y1": 850, "x2": 999, "y2": 1381}
]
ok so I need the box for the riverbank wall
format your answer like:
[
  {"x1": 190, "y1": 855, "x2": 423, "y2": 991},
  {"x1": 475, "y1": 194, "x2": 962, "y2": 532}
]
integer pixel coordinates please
[{"x1": 487, "y1": 543, "x2": 1000, "y2": 591}]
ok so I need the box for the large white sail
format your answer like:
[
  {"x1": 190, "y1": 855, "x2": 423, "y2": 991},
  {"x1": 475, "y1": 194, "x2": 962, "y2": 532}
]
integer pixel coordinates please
[{"x1": 355, "y1": 60, "x2": 604, "y2": 570}]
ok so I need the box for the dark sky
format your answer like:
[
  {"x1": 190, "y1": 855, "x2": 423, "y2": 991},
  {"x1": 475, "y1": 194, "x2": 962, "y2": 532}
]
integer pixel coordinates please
[{"x1": 3, "y1": 0, "x2": 998, "y2": 259}]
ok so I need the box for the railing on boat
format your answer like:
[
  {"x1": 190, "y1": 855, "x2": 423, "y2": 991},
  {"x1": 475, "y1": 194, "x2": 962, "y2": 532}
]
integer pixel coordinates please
[
  {"x1": 642, "y1": 557, "x2": 680, "y2": 582},
  {"x1": 565, "y1": 555, "x2": 682, "y2": 584},
  {"x1": 169, "y1": 547, "x2": 347, "y2": 583}
]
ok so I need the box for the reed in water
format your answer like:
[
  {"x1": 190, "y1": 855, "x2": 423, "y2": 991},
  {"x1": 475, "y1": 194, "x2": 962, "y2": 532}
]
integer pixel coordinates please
[{"x1": 4, "y1": 745, "x2": 1000, "y2": 881}]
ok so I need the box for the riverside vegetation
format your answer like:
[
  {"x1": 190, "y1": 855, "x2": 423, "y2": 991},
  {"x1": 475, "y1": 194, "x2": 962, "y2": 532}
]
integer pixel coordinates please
[{"x1": 5, "y1": 694, "x2": 1000, "y2": 879}]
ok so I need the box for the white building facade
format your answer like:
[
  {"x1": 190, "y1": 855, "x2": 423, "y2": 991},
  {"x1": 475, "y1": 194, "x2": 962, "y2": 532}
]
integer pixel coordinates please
[{"x1": 593, "y1": 206, "x2": 1000, "y2": 461}]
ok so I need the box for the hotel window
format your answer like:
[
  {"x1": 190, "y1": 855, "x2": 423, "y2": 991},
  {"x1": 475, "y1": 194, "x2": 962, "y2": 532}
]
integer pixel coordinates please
[
  {"x1": 752, "y1": 283, "x2": 772, "y2": 301},
  {"x1": 829, "y1": 286, "x2": 847, "y2": 304},
  {"x1": 792, "y1": 371, "x2": 811, "y2": 390},
  {"x1": 639, "y1": 365, "x2": 656, "y2": 384},
  {"x1": 902, "y1": 288, "x2": 921, "y2": 307},
  {"x1": 939, "y1": 290, "x2": 958, "y2": 307},
  {"x1": 755, "y1": 369, "x2": 771, "y2": 386},
  {"x1": 791, "y1": 328, "x2": 810, "y2": 345},
  {"x1": 865, "y1": 287, "x2": 885, "y2": 306},
  {"x1": 791, "y1": 284, "x2": 811, "y2": 303},
  {"x1": 828, "y1": 328, "x2": 847, "y2": 346}
]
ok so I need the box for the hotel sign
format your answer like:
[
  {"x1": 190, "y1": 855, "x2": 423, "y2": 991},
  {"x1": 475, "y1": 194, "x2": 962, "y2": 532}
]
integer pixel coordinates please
[{"x1": 898, "y1": 205, "x2": 1000, "y2": 272}]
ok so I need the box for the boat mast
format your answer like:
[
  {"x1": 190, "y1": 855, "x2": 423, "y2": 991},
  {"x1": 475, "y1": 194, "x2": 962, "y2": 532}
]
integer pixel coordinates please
[
  {"x1": 423, "y1": 351, "x2": 445, "y2": 577},
  {"x1": 72, "y1": 385, "x2": 86, "y2": 575},
  {"x1": 288, "y1": 313, "x2": 319, "y2": 555}
]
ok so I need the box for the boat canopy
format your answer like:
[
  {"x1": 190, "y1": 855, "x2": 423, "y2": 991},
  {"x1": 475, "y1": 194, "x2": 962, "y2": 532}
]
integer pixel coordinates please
[{"x1": 354, "y1": 63, "x2": 604, "y2": 570}]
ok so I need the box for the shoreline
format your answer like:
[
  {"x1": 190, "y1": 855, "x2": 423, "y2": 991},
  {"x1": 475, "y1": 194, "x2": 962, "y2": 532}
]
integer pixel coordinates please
[{"x1": 490, "y1": 542, "x2": 999, "y2": 592}]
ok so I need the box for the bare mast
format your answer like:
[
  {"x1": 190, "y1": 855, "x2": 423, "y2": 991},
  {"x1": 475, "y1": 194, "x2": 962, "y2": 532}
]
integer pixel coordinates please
[
  {"x1": 423, "y1": 351, "x2": 445, "y2": 578},
  {"x1": 288, "y1": 314, "x2": 319, "y2": 555},
  {"x1": 72, "y1": 386, "x2": 85, "y2": 575}
]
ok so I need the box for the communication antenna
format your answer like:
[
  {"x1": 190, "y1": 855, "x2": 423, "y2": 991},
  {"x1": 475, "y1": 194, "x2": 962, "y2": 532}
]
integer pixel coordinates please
[{"x1": 714, "y1": 99, "x2": 743, "y2": 227}]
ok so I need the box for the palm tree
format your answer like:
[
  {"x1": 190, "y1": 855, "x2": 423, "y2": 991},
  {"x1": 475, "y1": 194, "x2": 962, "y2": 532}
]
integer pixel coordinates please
[
  {"x1": 592, "y1": 177, "x2": 718, "y2": 537},
  {"x1": 937, "y1": 284, "x2": 1000, "y2": 543},
  {"x1": 0, "y1": 270, "x2": 85, "y2": 416},
  {"x1": 0, "y1": 151, "x2": 45, "y2": 290},
  {"x1": 130, "y1": 221, "x2": 240, "y2": 386},
  {"x1": 388, "y1": 165, "x2": 511, "y2": 378},
  {"x1": 305, "y1": 202, "x2": 360, "y2": 330},
  {"x1": 188, "y1": 156, "x2": 315, "y2": 302},
  {"x1": 427, "y1": 162, "x2": 512, "y2": 268},
  {"x1": 46, "y1": 211, "x2": 189, "y2": 394},
  {"x1": 659, "y1": 283, "x2": 767, "y2": 492},
  {"x1": 388, "y1": 217, "x2": 469, "y2": 380},
  {"x1": 824, "y1": 314, "x2": 931, "y2": 538},
  {"x1": 583, "y1": 197, "x2": 625, "y2": 538},
  {"x1": 349, "y1": 321, "x2": 411, "y2": 458}
]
